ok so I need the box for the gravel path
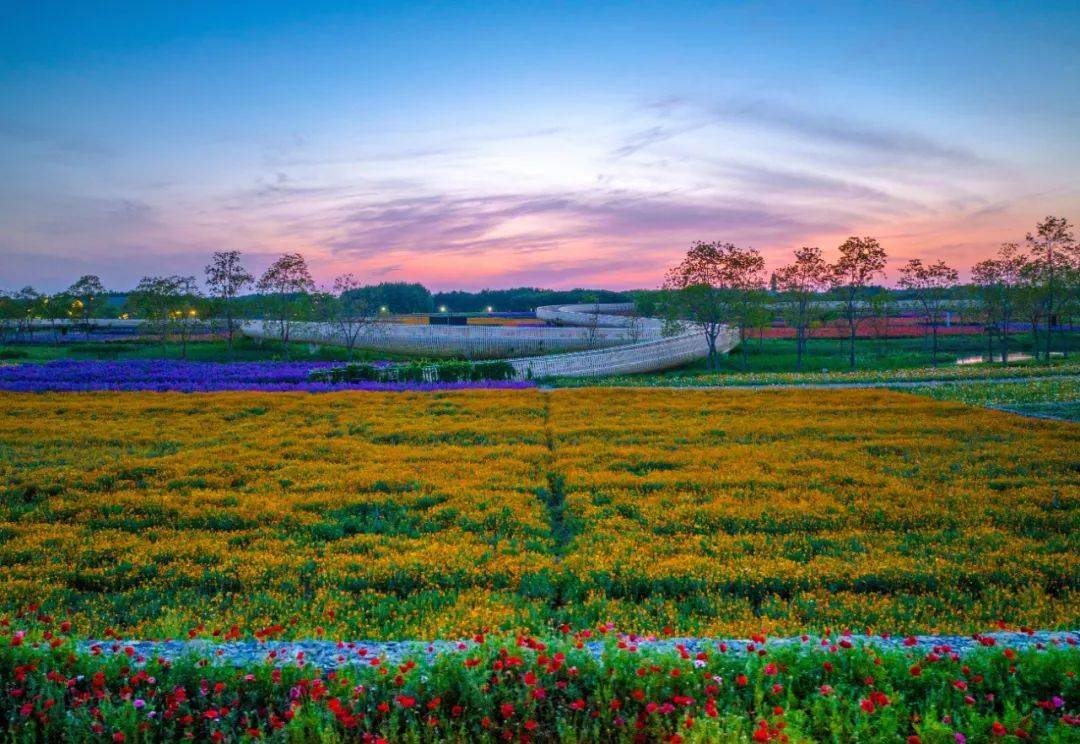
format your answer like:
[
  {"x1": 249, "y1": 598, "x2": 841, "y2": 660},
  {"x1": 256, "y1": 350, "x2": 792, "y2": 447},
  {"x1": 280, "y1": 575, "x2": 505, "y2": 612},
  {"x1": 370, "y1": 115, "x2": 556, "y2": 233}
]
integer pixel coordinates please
[{"x1": 77, "y1": 630, "x2": 1079, "y2": 669}]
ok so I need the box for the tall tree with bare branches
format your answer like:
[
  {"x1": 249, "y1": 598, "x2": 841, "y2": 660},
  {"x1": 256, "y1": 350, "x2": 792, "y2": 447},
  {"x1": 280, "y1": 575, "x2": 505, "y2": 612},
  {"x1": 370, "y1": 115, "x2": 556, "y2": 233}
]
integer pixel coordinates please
[{"x1": 324, "y1": 273, "x2": 384, "y2": 358}]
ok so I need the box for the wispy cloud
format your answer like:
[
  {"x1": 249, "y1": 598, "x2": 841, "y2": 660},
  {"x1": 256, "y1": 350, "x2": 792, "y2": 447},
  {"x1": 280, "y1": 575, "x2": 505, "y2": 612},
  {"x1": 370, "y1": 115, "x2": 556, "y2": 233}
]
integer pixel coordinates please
[
  {"x1": 318, "y1": 189, "x2": 844, "y2": 263},
  {"x1": 710, "y1": 99, "x2": 986, "y2": 166},
  {"x1": 612, "y1": 123, "x2": 705, "y2": 158}
]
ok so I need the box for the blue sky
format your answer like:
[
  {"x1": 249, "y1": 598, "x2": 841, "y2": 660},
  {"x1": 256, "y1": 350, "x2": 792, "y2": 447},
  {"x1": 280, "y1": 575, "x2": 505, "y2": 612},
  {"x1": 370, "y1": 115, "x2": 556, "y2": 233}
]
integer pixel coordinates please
[{"x1": 1, "y1": 1, "x2": 1078, "y2": 291}]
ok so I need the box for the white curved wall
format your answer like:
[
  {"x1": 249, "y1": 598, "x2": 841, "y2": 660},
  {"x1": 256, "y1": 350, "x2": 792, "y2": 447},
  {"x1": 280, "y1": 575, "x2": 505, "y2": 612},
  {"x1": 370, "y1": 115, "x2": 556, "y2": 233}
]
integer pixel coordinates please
[
  {"x1": 31, "y1": 307, "x2": 739, "y2": 378},
  {"x1": 510, "y1": 304, "x2": 737, "y2": 378},
  {"x1": 239, "y1": 318, "x2": 640, "y2": 359}
]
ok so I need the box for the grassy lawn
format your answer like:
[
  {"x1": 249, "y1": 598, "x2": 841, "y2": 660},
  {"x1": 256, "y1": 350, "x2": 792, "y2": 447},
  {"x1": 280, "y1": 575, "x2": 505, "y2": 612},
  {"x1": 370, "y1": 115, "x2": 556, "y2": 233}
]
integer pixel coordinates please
[
  {"x1": 902, "y1": 377, "x2": 1080, "y2": 422},
  {"x1": 671, "y1": 332, "x2": 1077, "y2": 375}
]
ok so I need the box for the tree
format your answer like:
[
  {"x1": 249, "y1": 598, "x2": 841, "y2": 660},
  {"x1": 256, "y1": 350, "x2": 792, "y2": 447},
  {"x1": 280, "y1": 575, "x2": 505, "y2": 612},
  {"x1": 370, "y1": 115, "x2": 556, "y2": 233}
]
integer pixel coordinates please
[
  {"x1": 3, "y1": 287, "x2": 41, "y2": 342},
  {"x1": 171, "y1": 277, "x2": 204, "y2": 359},
  {"x1": 898, "y1": 258, "x2": 959, "y2": 365},
  {"x1": 866, "y1": 292, "x2": 897, "y2": 358},
  {"x1": 663, "y1": 241, "x2": 764, "y2": 370},
  {"x1": 725, "y1": 250, "x2": 768, "y2": 370},
  {"x1": 37, "y1": 292, "x2": 73, "y2": 344},
  {"x1": 205, "y1": 251, "x2": 254, "y2": 357},
  {"x1": 257, "y1": 253, "x2": 315, "y2": 357},
  {"x1": 971, "y1": 243, "x2": 1027, "y2": 364},
  {"x1": 323, "y1": 273, "x2": 384, "y2": 358},
  {"x1": 772, "y1": 246, "x2": 830, "y2": 371},
  {"x1": 66, "y1": 275, "x2": 106, "y2": 336},
  {"x1": 1024, "y1": 216, "x2": 1077, "y2": 362},
  {"x1": 0, "y1": 291, "x2": 23, "y2": 343},
  {"x1": 829, "y1": 237, "x2": 887, "y2": 369},
  {"x1": 343, "y1": 282, "x2": 432, "y2": 314},
  {"x1": 576, "y1": 291, "x2": 603, "y2": 350},
  {"x1": 624, "y1": 312, "x2": 647, "y2": 345},
  {"x1": 128, "y1": 275, "x2": 201, "y2": 356}
]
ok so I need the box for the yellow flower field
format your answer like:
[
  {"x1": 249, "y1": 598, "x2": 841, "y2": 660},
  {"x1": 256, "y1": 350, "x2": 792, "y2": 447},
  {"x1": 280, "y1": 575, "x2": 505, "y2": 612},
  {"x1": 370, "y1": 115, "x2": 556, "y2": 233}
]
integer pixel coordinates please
[{"x1": 0, "y1": 389, "x2": 1076, "y2": 638}]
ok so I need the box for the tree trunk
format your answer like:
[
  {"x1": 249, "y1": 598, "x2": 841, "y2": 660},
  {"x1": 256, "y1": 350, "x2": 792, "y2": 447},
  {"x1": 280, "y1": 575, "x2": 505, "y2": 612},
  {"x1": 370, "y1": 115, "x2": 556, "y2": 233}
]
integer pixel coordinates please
[
  {"x1": 848, "y1": 310, "x2": 857, "y2": 369},
  {"x1": 795, "y1": 325, "x2": 804, "y2": 371},
  {"x1": 226, "y1": 310, "x2": 234, "y2": 360},
  {"x1": 1065, "y1": 313, "x2": 1073, "y2": 359},
  {"x1": 1045, "y1": 310, "x2": 1053, "y2": 363}
]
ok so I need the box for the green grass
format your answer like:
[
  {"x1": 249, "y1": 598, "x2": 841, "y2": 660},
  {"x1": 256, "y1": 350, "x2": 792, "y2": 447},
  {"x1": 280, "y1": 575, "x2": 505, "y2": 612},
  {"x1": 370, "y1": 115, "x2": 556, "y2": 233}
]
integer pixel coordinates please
[
  {"x1": 553, "y1": 359, "x2": 1080, "y2": 389},
  {"x1": 671, "y1": 333, "x2": 1076, "y2": 375},
  {"x1": 902, "y1": 378, "x2": 1080, "y2": 422},
  {"x1": 551, "y1": 332, "x2": 1080, "y2": 388},
  {"x1": 0, "y1": 336, "x2": 414, "y2": 363}
]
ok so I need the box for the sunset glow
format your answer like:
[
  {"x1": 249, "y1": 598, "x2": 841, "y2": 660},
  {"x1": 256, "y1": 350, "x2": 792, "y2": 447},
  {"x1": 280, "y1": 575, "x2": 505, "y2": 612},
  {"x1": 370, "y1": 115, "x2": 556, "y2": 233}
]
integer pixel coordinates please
[{"x1": 2, "y1": 1, "x2": 1078, "y2": 290}]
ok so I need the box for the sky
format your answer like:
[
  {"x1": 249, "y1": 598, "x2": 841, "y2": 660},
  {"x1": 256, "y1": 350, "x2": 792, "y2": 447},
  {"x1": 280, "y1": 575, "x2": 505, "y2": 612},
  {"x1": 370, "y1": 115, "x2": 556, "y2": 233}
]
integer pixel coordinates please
[{"x1": 1, "y1": 1, "x2": 1078, "y2": 292}]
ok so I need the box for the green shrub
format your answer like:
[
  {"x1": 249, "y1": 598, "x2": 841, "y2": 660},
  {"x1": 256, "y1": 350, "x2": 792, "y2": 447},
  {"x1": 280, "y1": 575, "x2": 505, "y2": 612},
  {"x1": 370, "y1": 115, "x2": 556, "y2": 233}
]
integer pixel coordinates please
[{"x1": 309, "y1": 359, "x2": 517, "y2": 384}]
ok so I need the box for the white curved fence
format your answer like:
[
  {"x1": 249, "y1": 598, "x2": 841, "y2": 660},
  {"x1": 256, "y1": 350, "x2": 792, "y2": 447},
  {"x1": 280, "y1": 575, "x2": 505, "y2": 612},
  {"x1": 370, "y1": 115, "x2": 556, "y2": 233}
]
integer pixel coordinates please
[
  {"x1": 511, "y1": 304, "x2": 737, "y2": 378},
  {"x1": 26, "y1": 307, "x2": 739, "y2": 378},
  {"x1": 238, "y1": 319, "x2": 638, "y2": 359}
]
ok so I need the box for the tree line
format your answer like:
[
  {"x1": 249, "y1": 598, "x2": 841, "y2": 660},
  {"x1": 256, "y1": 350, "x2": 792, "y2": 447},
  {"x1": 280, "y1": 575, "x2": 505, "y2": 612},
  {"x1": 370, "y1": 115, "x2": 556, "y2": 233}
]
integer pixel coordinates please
[
  {"x1": 3, "y1": 215, "x2": 1076, "y2": 368},
  {"x1": 0, "y1": 252, "x2": 636, "y2": 359},
  {"x1": 661, "y1": 216, "x2": 1078, "y2": 370}
]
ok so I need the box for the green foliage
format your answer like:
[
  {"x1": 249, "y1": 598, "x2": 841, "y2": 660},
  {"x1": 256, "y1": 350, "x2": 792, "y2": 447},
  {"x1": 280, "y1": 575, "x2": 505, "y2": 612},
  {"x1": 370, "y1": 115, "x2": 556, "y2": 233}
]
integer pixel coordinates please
[
  {"x1": 341, "y1": 281, "x2": 434, "y2": 313},
  {"x1": 431, "y1": 287, "x2": 633, "y2": 313},
  {"x1": 310, "y1": 359, "x2": 517, "y2": 383}
]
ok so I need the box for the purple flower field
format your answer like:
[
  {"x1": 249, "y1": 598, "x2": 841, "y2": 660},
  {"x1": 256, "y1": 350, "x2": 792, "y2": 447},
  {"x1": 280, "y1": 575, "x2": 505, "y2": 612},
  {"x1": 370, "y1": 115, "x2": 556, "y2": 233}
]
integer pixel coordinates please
[{"x1": 0, "y1": 360, "x2": 534, "y2": 392}]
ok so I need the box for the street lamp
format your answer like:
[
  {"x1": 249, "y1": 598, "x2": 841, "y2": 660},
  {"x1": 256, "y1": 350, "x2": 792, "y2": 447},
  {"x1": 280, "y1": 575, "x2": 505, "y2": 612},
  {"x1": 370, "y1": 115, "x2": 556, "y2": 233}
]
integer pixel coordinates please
[{"x1": 485, "y1": 306, "x2": 493, "y2": 313}]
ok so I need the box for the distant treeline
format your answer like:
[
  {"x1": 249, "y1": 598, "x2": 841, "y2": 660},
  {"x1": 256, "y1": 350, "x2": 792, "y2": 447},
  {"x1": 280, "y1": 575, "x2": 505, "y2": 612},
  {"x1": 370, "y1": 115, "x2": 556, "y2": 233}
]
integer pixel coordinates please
[
  {"x1": 149, "y1": 283, "x2": 638, "y2": 316},
  {"x1": 58, "y1": 282, "x2": 985, "y2": 318}
]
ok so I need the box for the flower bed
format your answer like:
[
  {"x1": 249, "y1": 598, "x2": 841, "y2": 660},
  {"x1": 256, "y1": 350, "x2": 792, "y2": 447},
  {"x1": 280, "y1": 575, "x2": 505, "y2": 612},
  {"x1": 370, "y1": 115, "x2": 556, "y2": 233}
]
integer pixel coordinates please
[
  {"x1": 1, "y1": 389, "x2": 1076, "y2": 640},
  {"x1": 0, "y1": 360, "x2": 534, "y2": 392},
  {"x1": 1, "y1": 617, "x2": 1077, "y2": 742}
]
